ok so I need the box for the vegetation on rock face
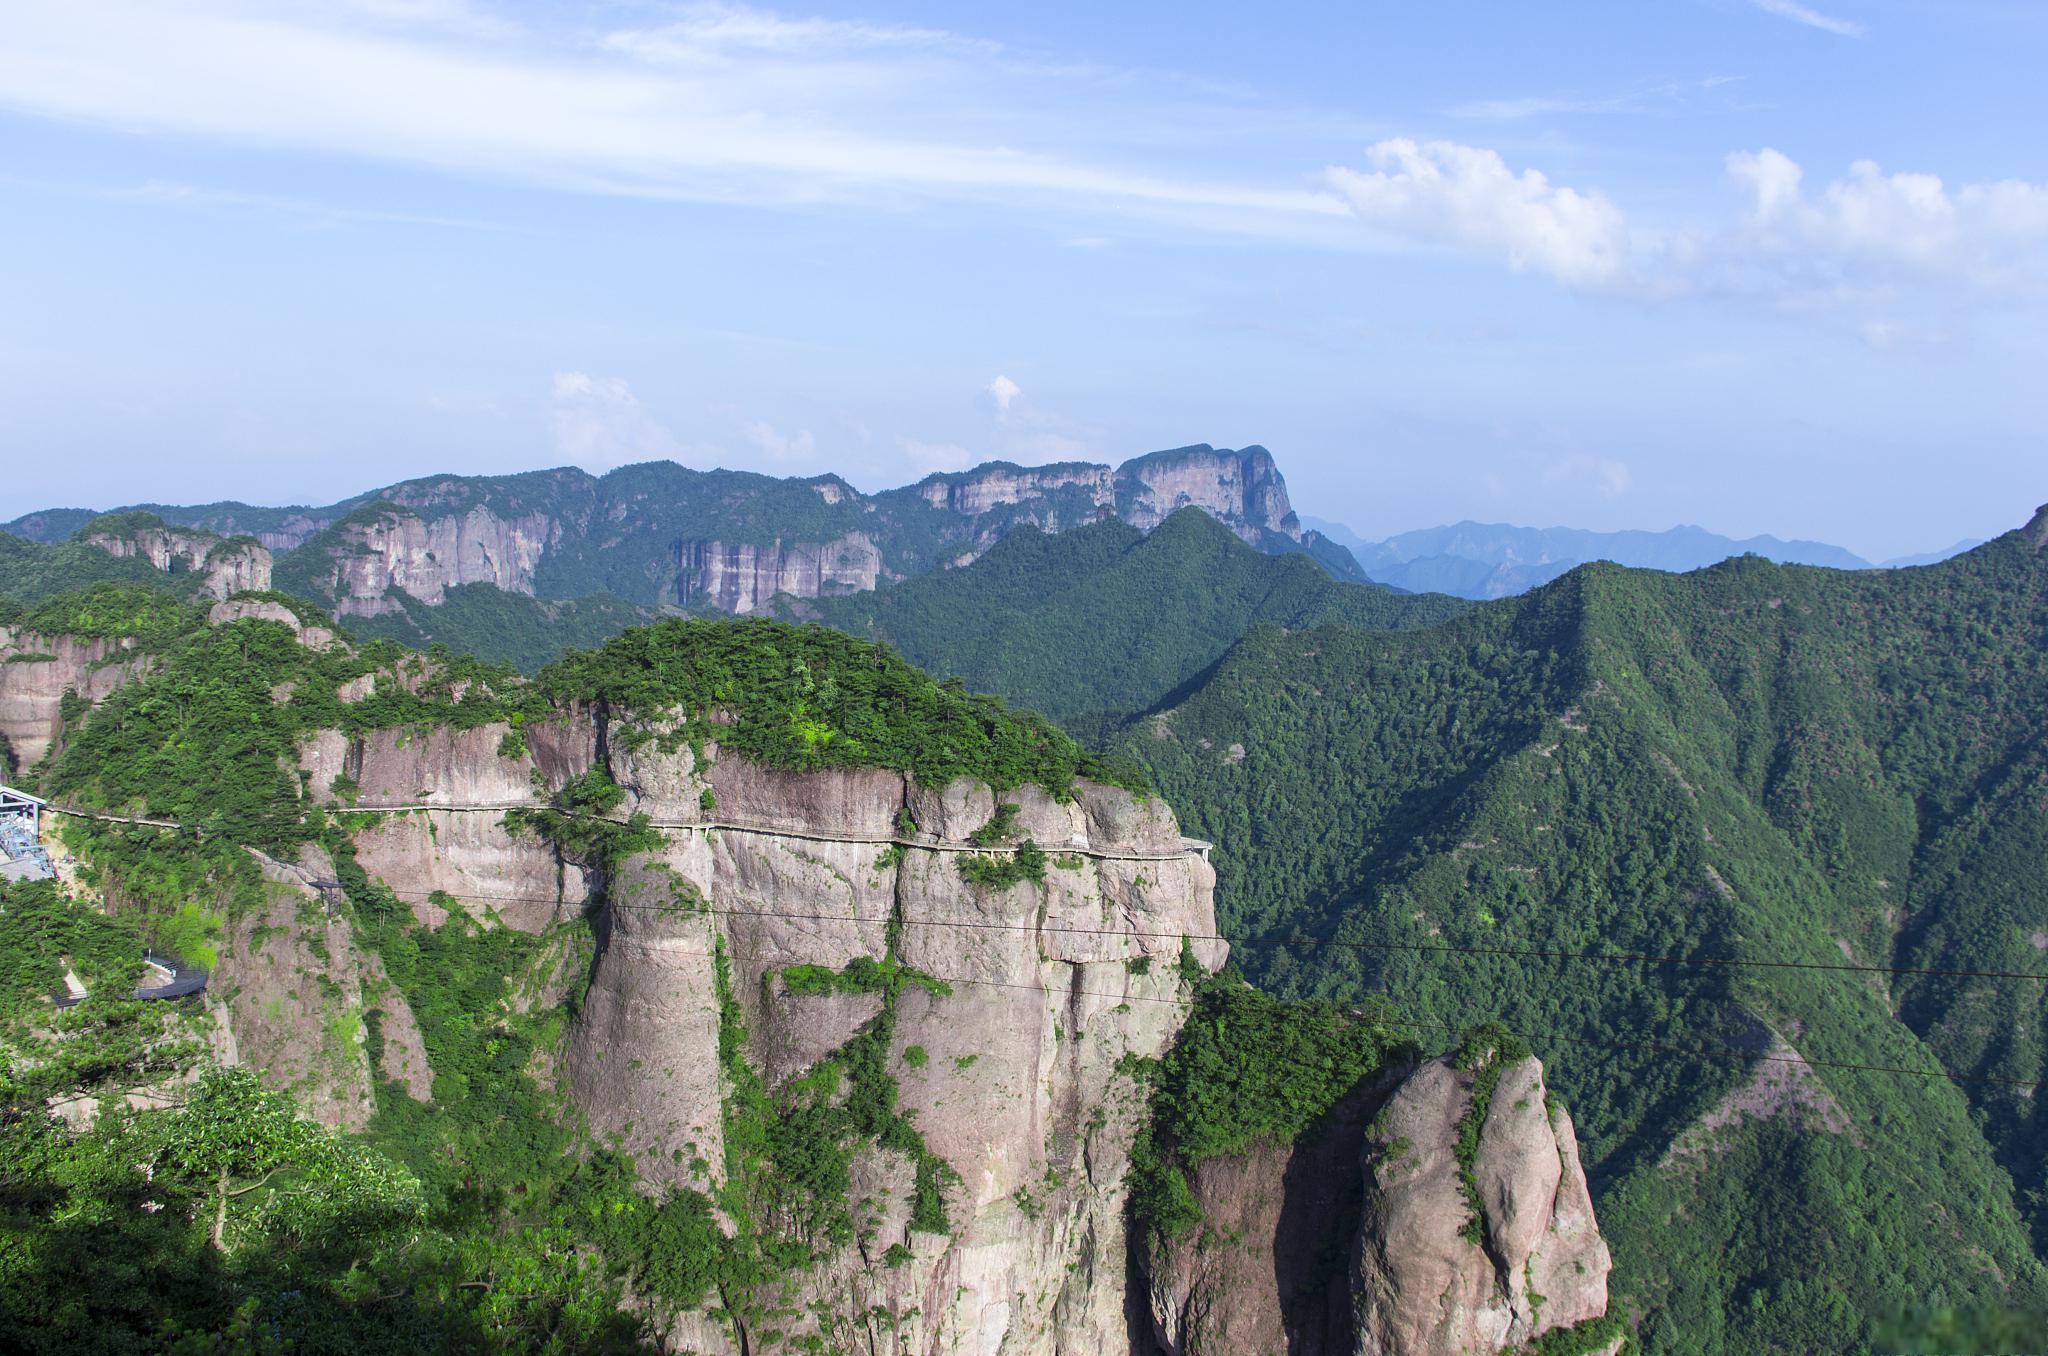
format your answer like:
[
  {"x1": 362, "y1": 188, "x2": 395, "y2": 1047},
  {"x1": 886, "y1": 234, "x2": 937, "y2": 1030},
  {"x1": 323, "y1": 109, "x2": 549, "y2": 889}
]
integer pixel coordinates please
[
  {"x1": 540, "y1": 615, "x2": 1147, "y2": 794},
  {"x1": 0, "y1": 535, "x2": 210, "y2": 610},
  {"x1": 1120, "y1": 521, "x2": 2048, "y2": 1351},
  {"x1": 341, "y1": 582, "x2": 652, "y2": 674},
  {"x1": 2, "y1": 579, "x2": 210, "y2": 642},
  {"x1": 806, "y1": 508, "x2": 1467, "y2": 740},
  {"x1": 1129, "y1": 979, "x2": 1416, "y2": 1242}
]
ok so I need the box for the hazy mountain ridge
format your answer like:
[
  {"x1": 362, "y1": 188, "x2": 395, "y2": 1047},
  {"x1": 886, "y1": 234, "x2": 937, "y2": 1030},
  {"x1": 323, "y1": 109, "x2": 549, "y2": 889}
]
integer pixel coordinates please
[{"x1": 1301, "y1": 515, "x2": 1978, "y2": 600}]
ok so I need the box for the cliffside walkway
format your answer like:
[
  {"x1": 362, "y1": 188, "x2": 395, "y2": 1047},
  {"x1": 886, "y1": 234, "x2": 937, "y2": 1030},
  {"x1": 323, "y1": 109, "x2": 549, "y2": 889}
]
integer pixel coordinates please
[
  {"x1": 51, "y1": 949, "x2": 209, "y2": 1008},
  {"x1": 44, "y1": 800, "x2": 1214, "y2": 864}
]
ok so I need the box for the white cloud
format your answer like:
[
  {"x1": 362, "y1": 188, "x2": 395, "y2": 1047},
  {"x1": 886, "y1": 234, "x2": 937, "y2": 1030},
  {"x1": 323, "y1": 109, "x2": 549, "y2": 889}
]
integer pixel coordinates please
[
  {"x1": 743, "y1": 419, "x2": 817, "y2": 466},
  {"x1": 1323, "y1": 139, "x2": 1633, "y2": 288},
  {"x1": 986, "y1": 375, "x2": 1023, "y2": 413},
  {"x1": 548, "y1": 372, "x2": 678, "y2": 469},
  {"x1": 978, "y1": 375, "x2": 1091, "y2": 460},
  {"x1": 1746, "y1": 0, "x2": 1866, "y2": 39},
  {"x1": 1725, "y1": 147, "x2": 2048, "y2": 283}
]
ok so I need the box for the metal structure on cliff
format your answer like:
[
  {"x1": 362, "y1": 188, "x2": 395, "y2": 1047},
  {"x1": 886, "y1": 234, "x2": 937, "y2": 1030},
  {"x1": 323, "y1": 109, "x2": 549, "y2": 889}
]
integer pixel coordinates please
[{"x1": 0, "y1": 784, "x2": 53, "y2": 882}]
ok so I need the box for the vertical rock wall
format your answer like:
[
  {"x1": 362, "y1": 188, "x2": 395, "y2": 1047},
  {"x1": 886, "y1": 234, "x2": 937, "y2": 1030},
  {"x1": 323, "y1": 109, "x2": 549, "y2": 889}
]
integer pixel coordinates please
[
  {"x1": 0, "y1": 627, "x2": 153, "y2": 772},
  {"x1": 553, "y1": 726, "x2": 1223, "y2": 1355},
  {"x1": 1141, "y1": 1051, "x2": 1620, "y2": 1356}
]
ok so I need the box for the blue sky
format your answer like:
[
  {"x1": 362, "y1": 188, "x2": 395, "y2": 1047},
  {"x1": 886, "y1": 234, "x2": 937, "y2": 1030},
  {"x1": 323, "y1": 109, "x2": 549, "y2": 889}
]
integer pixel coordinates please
[{"x1": 2, "y1": 0, "x2": 2044, "y2": 560}]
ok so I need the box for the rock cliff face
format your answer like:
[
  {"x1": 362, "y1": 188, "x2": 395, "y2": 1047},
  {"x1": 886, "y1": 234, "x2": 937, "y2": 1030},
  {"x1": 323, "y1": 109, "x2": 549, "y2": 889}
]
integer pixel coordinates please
[
  {"x1": 83, "y1": 523, "x2": 273, "y2": 599},
  {"x1": 566, "y1": 730, "x2": 1224, "y2": 1354},
  {"x1": 295, "y1": 506, "x2": 554, "y2": 618},
  {"x1": 0, "y1": 626, "x2": 153, "y2": 773},
  {"x1": 1116, "y1": 446, "x2": 1301, "y2": 545},
  {"x1": 298, "y1": 719, "x2": 593, "y2": 934},
  {"x1": 1141, "y1": 1053, "x2": 1617, "y2": 1356},
  {"x1": 203, "y1": 847, "x2": 433, "y2": 1131},
  {"x1": 295, "y1": 689, "x2": 1227, "y2": 1354},
  {"x1": 674, "y1": 531, "x2": 887, "y2": 614},
  {"x1": 60, "y1": 445, "x2": 1339, "y2": 619},
  {"x1": 915, "y1": 464, "x2": 1118, "y2": 519}
]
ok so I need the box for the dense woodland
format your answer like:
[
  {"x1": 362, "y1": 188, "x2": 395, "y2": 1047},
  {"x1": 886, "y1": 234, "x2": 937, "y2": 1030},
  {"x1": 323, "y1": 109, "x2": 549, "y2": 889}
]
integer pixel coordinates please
[
  {"x1": 804, "y1": 508, "x2": 1465, "y2": 740},
  {"x1": 1119, "y1": 519, "x2": 2048, "y2": 1352},
  {"x1": 4, "y1": 502, "x2": 2048, "y2": 1350}
]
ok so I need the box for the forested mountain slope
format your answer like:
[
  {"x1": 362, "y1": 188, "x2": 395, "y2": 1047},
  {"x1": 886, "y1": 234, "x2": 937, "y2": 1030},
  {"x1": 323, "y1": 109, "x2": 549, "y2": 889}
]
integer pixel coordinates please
[
  {"x1": 1, "y1": 595, "x2": 1633, "y2": 1354},
  {"x1": 803, "y1": 508, "x2": 1467, "y2": 737},
  {"x1": 1121, "y1": 506, "x2": 2048, "y2": 1353}
]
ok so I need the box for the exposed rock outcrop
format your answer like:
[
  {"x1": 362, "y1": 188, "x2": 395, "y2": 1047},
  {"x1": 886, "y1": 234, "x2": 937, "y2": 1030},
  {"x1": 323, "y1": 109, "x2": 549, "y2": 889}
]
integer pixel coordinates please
[
  {"x1": 299, "y1": 720, "x2": 591, "y2": 932},
  {"x1": 0, "y1": 627, "x2": 152, "y2": 771},
  {"x1": 2026, "y1": 503, "x2": 2048, "y2": 549},
  {"x1": 673, "y1": 532, "x2": 886, "y2": 613},
  {"x1": 555, "y1": 721, "x2": 1224, "y2": 1354},
  {"x1": 1117, "y1": 446, "x2": 1301, "y2": 545},
  {"x1": 207, "y1": 597, "x2": 338, "y2": 649},
  {"x1": 84, "y1": 522, "x2": 272, "y2": 599},
  {"x1": 299, "y1": 505, "x2": 554, "y2": 618},
  {"x1": 1354, "y1": 1055, "x2": 1612, "y2": 1356},
  {"x1": 915, "y1": 463, "x2": 1117, "y2": 519},
  {"x1": 1143, "y1": 1052, "x2": 1617, "y2": 1356},
  {"x1": 209, "y1": 847, "x2": 432, "y2": 1130}
]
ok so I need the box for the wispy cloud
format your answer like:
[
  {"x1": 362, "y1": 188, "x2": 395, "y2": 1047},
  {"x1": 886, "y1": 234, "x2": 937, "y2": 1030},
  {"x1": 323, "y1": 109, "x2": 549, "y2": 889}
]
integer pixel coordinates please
[
  {"x1": 1746, "y1": 0, "x2": 1866, "y2": 39},
  {"x1": 1451, "y1": 76, "x2": 1744, "y2": 122},
  {"x1": 0, "y1": 0, "x2": 1344, "y2": 228}
]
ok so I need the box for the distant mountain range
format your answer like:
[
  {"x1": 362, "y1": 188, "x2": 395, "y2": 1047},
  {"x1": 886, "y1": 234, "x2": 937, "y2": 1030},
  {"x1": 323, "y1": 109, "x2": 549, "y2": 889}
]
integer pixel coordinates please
[
  {"x1": 1, "y1": 445, "x2": 1368, "y2": 624},
  {"x1": 1303, "y1": 516, "x2": 1981, "y2": 599}
]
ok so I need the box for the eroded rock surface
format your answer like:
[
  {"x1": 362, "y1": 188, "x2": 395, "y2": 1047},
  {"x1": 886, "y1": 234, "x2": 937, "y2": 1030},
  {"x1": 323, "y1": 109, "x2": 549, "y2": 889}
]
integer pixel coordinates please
[
  {"x1": 85, "y1": 524, "x2": 273, "y2": 599},
  {"x1": 1354, "y1": 1055, "x2": 1612, "y2": 1356},
  {"x1": 557, "y1": 725, "x2": 1224, "y2": 1355},
  {"x1": 1143, "y1": 1052, "x2": 1617, "y2": 1356},
  {"x1": 209, "y1": 848, "x2": 432, "y2": 1130},
  {"x1": 0, "y1": 627, "x2": 153, "y2": 772}
]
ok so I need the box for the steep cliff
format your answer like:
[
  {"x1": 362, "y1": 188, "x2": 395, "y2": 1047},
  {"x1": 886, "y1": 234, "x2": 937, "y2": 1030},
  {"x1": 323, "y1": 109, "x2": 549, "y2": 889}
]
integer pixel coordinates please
[
  {"x1": 0, "y1": 625, "x2": 152, "y2": 772},
  {"x1": 275, "y1": 502, "x2": 553, "y2": 618},
  {"x1": 560, "y1": 754, "x2": 1222, "y2": 1354},
  {"x1": 1116, "y1": 445, "x2": 1300, "y2": 544},
  {"x1": 674, "y1": 531, "x2": 887, "y2": 613}
]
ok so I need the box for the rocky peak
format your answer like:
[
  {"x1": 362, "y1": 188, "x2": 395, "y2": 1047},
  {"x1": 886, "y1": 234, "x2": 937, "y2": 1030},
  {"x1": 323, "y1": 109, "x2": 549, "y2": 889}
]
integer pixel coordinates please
[
  {"x1": 1115, "y1": 444, "x2": 1301, "y2": 544},
  {"x1": 2026, "y1": 502, "x2": 2048, "y2": 549},
  {"x1": 1354, "y1": 1052, "x2": 1616, "y2": 1356}
]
